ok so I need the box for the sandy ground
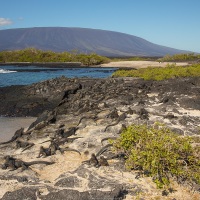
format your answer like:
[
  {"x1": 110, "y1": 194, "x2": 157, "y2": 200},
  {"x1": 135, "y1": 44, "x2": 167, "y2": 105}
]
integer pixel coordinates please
[
  {"x1": 0, "y1": 117, "x2": 36, "y2": 142},
  {"x1": 101, "y1": 61, "x2": 189, "y2": 68}
]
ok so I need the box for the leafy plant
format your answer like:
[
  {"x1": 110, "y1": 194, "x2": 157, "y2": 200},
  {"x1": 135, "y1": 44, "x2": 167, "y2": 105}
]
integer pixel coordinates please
[
  {"x1": 157, "y1": 53, "x2": 200, "y2": 62},
  {"x1": 112, "y1": 123, "x2": 200, "y2": 188},
  {"x1": 0, "y1": 48, "x2": 110, "y2": 65},
  {"x1": 112, "y1": 64, "x2": 200, "y2": 80}
]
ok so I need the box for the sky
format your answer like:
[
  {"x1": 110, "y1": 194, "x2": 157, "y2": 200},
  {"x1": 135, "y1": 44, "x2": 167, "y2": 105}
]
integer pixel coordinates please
[{"x1": 0, "y1": 0, "x2": 200, "y2": 53}]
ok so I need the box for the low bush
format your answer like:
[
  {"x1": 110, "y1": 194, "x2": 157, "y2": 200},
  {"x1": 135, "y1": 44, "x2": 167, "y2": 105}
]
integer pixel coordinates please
[
  {"x1": 158, "y1": 53, "x2": 200, "y2": 62},
  {"x1": 0, "y1": 48, "x2": 110, "y2": 65},
  {"x1": 112, "y1": 64, "x2": 200, "y2": 80},
  {"x1": 112, "y1": 123, "x2": 200, "y2": 188}
]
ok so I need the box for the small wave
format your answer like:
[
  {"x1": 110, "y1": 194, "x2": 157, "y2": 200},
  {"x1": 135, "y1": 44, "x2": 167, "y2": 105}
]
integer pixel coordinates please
[{"x1": 0, "y1": 69, "x2": 17, "y2": 73}]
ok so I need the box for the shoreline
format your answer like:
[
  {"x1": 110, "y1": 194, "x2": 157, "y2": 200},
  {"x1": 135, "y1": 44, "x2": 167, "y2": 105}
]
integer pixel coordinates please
[
  {"x1": 0, "y1": 76, "x2": 199, "y2": 199},
  {"x1": 0, "y1": 62, "x2": 82, "y2": 68},
  {"x1": 0, "y1": 117, "x2": 36, "y2": 142},
  {"x1": 0, "y1": 60, "x2": 190, "y2": 69}
]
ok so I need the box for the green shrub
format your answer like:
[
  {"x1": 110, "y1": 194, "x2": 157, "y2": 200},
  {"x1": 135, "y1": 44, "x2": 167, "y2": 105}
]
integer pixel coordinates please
[
  {"x1": 112, "y1": 123, "x2": 200, "y2": 188},
  {"x1": 110, "y1": 57, "x2": 149, "y2": 62},
  {"x1": 112, "y1": 64, "x2": 200, "y2": 80},
  {"x1": 158, "y1": 53, "x2": 200, "y2": 62},
  {"x1": 0, "y1": 48, "x2": 110, "y2": 65}
]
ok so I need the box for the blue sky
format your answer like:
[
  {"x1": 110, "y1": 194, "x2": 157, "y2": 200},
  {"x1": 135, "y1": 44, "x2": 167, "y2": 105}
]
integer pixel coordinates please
[{"x1": 0, "y1": 0, "x2": 200, "y2": 53}]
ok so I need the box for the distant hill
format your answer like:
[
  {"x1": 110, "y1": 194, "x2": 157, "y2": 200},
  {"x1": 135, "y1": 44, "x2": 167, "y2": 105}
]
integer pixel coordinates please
[{"x1": 0, "y1": 27, "x2": 189, "y2": 57}]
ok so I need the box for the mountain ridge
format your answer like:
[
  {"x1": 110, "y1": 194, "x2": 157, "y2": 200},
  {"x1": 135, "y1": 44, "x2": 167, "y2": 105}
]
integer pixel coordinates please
[{"x1": 0, "y1": 27, "x2": 190, "y2": 57}]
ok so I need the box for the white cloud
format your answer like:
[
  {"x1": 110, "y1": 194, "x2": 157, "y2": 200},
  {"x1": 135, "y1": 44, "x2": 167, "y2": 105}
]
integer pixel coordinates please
[
  {"x1": 0, "y1": 18, "x2": 13, "y2": 26},
  {"x1": 18, "y1": 17, "x2": 24, "y2": 21}
]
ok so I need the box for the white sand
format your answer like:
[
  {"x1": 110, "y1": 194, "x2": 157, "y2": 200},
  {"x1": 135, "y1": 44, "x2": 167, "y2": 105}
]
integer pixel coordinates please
[{"x1": 101, "y1": 61, "x2": 189, "y2": 68}]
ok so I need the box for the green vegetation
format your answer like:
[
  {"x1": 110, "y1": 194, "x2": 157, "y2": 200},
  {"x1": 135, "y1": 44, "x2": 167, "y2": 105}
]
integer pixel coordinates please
[
  {"x1": 112, "y1": 63, "x2": 200, "y2": 80},
  {"x1": 110, "y1": 53, "x2": 200, "y2": 62},
  {"x1": 112, "y1": 123, "x2": 200, "y2": 188},
  {"x1": 110, "y1": 56, "x2": 157, "y2": 62},
  {"x1": 158, "y1": 53, "x2": 200, "y2": 62},
  {"x1": 0, "y1": 48, "x2": 110, "y2": 66}
]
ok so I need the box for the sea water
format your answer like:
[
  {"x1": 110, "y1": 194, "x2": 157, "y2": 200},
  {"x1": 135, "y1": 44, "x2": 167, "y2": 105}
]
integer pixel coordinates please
[{"x1": 0, "y1": 65, "x2": 117, "y2": 87}]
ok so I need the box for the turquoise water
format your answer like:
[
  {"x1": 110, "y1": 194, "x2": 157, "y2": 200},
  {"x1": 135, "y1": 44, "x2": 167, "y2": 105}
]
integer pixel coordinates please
[{"x1": 0, "y1": 65, "x2": 117, "y2": 87}]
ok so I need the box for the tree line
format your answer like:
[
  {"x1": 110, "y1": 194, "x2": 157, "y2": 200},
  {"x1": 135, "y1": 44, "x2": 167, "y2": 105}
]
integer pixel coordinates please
[
  {"x1": 0, "y1": 48, "x2": 110, "y2": 66},
  {"x1": 0, "y1": 48, "x2": 199, "y2": 65},
  {"x1": 158, "y1": 53, "x2": 200, "y2": 62}
]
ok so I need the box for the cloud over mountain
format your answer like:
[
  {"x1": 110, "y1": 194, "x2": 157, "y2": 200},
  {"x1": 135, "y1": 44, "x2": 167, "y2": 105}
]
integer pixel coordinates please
[{"x1": 0, "y1": 18, "x2": 12, "y2": 26}]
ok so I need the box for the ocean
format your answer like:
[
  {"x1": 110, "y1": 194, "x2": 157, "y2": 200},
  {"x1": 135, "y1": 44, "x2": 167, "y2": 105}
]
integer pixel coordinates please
[
  {"x1": 0, "y1": 65, "x2": 117, "y2": 87},
  {"x1": 0, "y1": 65, "x2": 117, "y2": 142}
]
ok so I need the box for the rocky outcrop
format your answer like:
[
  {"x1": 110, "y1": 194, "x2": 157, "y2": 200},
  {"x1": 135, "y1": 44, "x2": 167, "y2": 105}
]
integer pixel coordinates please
[
  {"x1": 2, "y1": 186, "x2": 127, "y2": 200},
  {"x1": 0, "y1": 76, "x2": 83, "y2": 117},
  {"x1": 0, "y1": 76, "x2": 199, "y2": 199}
]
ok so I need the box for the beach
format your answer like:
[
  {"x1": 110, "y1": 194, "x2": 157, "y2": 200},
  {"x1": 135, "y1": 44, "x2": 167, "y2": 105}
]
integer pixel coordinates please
[
  {"x1": 0, "y1": 117, "x2": 36, "y2": 142},
  {"x1": 101, "y1": 60, "x2": 189, "y2": 68},
  {"x1": 0, "y1": 76, "x2": 199, "y2": 199},
  {"x1": 0, "y1": 61, "x2": 190, "y2": 142}
]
